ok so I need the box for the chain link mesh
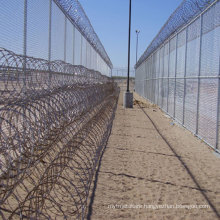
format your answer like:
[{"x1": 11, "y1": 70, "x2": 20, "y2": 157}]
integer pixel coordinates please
[{"x1": 135, "y1": 0, "x2": 220, "y2": 150}]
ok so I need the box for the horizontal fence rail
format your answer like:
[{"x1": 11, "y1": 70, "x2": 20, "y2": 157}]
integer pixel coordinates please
[
  {"x1": 0, "y1": 48, "x2": 119, "y2": 219},
  {"x1": 135, "y1": 0, "x2": 220, "y2": 151}
]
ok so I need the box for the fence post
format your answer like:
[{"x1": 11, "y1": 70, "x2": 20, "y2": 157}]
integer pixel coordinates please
[
  {"x1": 48, "y1": 0, "x2": 52, "y2": 63},
  {"x1": 151, "y1": 53, "x2": 154, "y2": 102},
  {"x1": 22, "y1": 2, "x2": 28, "y2": 212},
  {"x1": 161, "y1": 45, "x2": 165, "y2": 109},
  {"x1": 48, "y1": 0, "x2": 52, "y2": 84},
  {"x1": 80, "y1": 34, "x2": 83, "y2": 65},
  {"x1": 182, "y1": 27, "x2": 188, "y2": 125},
  {"x1": 196, "y1": 15, "x2": 203, "y2": 135},
  {"x1": 174, "y1": 34, "x2": 178, "y2": 118},
  {"x1": 23, "y1": 0, "x2": 27, "y2": 66},
  {"x1": 73, "y1": 26, "x2": 75, "y2": 65},
  {"x1": 150, "y1": 55, "x2": 153, "y2": 102},
  {"x1": 23, "y1": 0, "x2": 27, "y2": 95},
  {"x1": 167, "y1": 40, "x2": 170, "y2": 113},
  {"x1": 64, "y1": 16, "x2": 67, "y2": 62},
  {"x1": 216, "y1": 56, "x2": 220, "y2": 149},
  {"x1": 157, "y1": 48, "x2": 161, "y2": 106},
  {"x1": 89, "y1": 44, "x2": 91, "y2": 69},
  {"x1": 86, "y1": 41, "x2": 88, "y2": 68},
  {"x1": 143, "y1": 63, "x2": 145, "y2": 97},
  {"x1": 145, "y1": 60, "x2": 147, "y2": 98}
]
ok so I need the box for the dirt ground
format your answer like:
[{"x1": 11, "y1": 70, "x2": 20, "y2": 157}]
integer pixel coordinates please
[{"x1": 87, "y1": 81, "x2": 220, "y2": 220}]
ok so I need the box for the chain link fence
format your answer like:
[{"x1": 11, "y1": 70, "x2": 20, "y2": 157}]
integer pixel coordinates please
[
  {"x1": 112, "y1": 67, "x2": 135, "y2": 78},
  {"x1": 0, "y1": 0, "x2": 118, "y2": 218},
  {"x1": 135, "y1": 0, "x2": 220, "y2": 151},
  {"x1": 0, "y1": 0, "x2": 112, "y2": 76}
]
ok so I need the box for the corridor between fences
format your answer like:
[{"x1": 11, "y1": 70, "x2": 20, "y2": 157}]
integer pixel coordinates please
[{"x1": 0, "y1": 0, "x2": 220, "y2": 219}]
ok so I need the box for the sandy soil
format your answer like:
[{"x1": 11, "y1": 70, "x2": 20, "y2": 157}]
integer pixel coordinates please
[{"x1": 87, "y1": 82, "x2": 220, "y2": 220}]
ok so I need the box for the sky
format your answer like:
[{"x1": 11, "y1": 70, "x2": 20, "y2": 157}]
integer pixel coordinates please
[{"x1": 79, "y1": 0, "x2": 183, "y2": 68}]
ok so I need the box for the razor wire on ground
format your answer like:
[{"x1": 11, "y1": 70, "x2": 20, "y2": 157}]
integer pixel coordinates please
[
  {"x1": 0, "y1": 48, "x2": 119, "y2": 219},
  {"x1": 135, "y1": 0, "x2": 220, "y2": 151}
]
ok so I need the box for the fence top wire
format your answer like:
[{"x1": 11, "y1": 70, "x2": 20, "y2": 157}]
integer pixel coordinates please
[
  {"x1": 55, "y1": 0, "x2": 113, "y2": 69},
  {"x1": 135, "y1": 0, "x2": 216, "y2": 69},
  {"x1": 0, "y1": 47, "x2": 109, "y2": 81}
]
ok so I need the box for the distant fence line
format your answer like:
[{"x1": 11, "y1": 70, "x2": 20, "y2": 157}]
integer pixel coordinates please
[
  {"x1": 0, "y1": 0, "x2": 112, "y2": 75},
  {"x1": 135, "y1": 0, "x2": 220, "y2": 151},
  {"x1": 112, "y1": 67, "x2": 135, "y2": 78}
]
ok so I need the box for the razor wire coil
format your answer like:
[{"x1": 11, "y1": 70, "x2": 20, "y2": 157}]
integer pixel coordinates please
[
  {"x1": 136, "y1": 0, "x2": 217, "y2": 68},
  {"x1": 0, "y1": 48, "x2": 119, "y2": 219}
]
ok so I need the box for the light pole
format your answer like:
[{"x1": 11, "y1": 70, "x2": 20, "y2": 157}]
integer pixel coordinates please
[
  {"x1": 123, "y1": 0, "x2": 133, "y2": 108},
  {"x1": 135, "y1": 30, "x2": 140, "y2": 64}
]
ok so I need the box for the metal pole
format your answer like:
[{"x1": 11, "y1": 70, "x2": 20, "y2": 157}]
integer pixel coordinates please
[
  {"x1": 48, "y1": 0, "x2": 52, "y2": 64},
  {"x1": 152, "y1": 52, "x2": 155, "y2": 103},
  {"x1": 196, "y1": 15, "x2": 203, "y2": 135},
  {"x1": 143, "y1": 61, "x2": 146, "y2": 97},
  {"x1": 23, "y1": 0, "x2": 27, "y2": 63},
  {"x1": 136, "y1": 30, "x2": 140, "y2": 64},
  {"x1": 23, "y1": 0, "x2": 27, "y2": 93},
  {"x1": 182, "y1": 27, "x2": 188, "y2": 125},
  {"x1": 81, "y1": 34, "x2": 83, "y2": 65},
  {"x1": 150, "y1": 58, "x2": 151, "y2": 99},
  {"x1": 157, "y1": 49, "x2": 161, "y2": 105},
  {"x1": 73, "y1": 26, "x2": 75, "y2": 65},
  {"x1": 167, "y1": 40, "x2": 170, "y2": 113},
  {"x1": 64, "y1": 16, "x2": 67, "y2": 62},
  {"x1": 151, "y1": 55, "x2": 153, "y2": 101},
  {"x1": 22, "y1": 1, "x2": 28, "y2": 205},
  {"x1": 146, "y1": 58, "x2": 149, "y2": 99},
  {"x1": 215, "y1": 56, "x2": 220, "y2": 149},
  {"x1": 48, "y1": 0, "x2": 52, "y2": 82},
  {"x1": 86, "y1": 41, "x2": 88, "y2": 68},
  {"x1": 88, "y1": 44, "x2": 90, "y2": 69},
  {"x1": 161, "y1": 45, "x2": 164, "y2": 109},
  {"x1": 174, "y1": 34, "x2": 178, "y2": 118},
  {"x1": 126, "y1": 0, "x2": 132, "y2": 92},
  {"x1": 88, "y1": 43, "x2": 90, "y2": 69},
  {"x1": 144, "y1": 59, "x2": 146, "y2": 99}
]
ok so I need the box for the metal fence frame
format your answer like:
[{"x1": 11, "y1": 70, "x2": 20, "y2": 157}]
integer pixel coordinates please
[
  {"x1": 0, "y1": 0, "x2": 112, "y2": 76},
  {"x1": 0, "y1": 1, "x2": 116, "y2": 218},
  {"x1": 135, "y1": 0, "x2": 220, "y2": 152}
]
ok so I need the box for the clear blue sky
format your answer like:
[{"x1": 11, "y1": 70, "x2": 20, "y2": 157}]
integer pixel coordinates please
[{"x1": 79, "y1": 0, "x2": 183, "y2": 68}]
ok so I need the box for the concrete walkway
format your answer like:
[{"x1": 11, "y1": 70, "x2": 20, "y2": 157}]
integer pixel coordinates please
[{"x1": 88, "y1": 89, "x2": 220, "y2": 220}]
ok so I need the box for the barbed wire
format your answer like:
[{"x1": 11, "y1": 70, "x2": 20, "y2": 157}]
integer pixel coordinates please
[
  {"x1": 55, "y1": 0, "x2": 113, "y2": 68},
  {"x1": 0, "y1": 48, "x2": 119, "y2": 219},
  {"x1": 135, "y1": 0, "x2": 216, "y2": 68}
]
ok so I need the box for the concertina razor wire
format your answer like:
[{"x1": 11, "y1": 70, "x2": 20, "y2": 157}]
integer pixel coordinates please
[
  {"x1": 0, "y1": 47, "x2": 119, "y2": 219},
  {"x1": 135, "y1": 0, "x2": 217, "y2": 68}
]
